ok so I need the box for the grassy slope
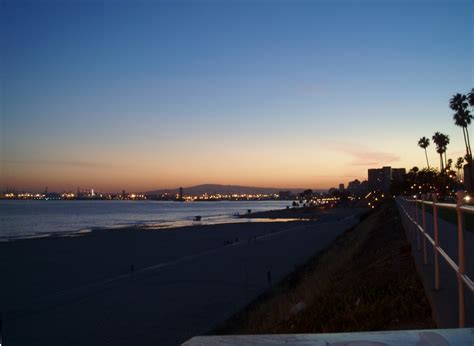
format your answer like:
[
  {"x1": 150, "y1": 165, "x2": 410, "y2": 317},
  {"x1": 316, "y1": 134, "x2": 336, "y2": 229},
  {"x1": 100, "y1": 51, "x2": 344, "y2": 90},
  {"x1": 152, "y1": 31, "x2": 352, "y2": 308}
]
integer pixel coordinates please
[{"x1": 211, "y1": 200, "x2": 435, "y2": 334}]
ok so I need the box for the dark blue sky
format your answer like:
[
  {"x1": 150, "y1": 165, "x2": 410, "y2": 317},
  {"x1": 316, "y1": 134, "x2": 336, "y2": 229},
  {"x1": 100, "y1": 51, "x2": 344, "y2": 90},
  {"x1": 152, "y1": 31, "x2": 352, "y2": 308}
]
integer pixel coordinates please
[{"x1": 1, "y1": 0, "x2": 473, "y2": 191}]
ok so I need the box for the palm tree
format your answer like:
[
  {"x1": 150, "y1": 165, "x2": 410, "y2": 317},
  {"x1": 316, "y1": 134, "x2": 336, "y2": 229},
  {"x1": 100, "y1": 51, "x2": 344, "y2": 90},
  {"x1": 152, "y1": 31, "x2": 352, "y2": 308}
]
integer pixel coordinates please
[
  {"x1": 443, "y1": 135, "x2": 450, "y2": 168},
  {"x1": 446, "y1": 158, "x2": 453, "y2": 171},
  {"x1": 432, "y1": 132, "x2": 449, "y2": 172},
  {"x1": 450, "y1": 93, "x2": 473, "y2": 161},
  {"x1": 455, "y1": 157, "x2": 464, "y2": 179},
  {"x1": 432, "y1": 132, "x2": 444, "y2": 171},
  {"x1": 418, "y1": 137, "x2": 430, "y2": 169},
  {"x1": 468, "y1": 88, "x2": 474, "y2": 108}
]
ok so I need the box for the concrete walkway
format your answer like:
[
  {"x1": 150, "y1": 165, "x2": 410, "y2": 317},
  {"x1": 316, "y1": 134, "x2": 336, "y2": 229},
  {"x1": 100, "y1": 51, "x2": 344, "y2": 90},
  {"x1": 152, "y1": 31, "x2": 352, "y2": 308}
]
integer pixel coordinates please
[{"x1": 396, "y1": 199, "x2": 474, "y2": 328}]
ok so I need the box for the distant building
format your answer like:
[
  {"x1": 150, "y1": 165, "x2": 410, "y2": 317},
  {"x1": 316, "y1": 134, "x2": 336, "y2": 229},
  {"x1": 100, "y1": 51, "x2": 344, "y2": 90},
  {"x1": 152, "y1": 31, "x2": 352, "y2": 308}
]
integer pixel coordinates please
[
  {"x1": 179, "y1": 187, "x2": 183, "y2": 200},
  {"x1": 348, "y1": 179, "x2": 360, "y2": 193},
  {"x1": 368, "y1": 166, "x2": 389, "y2": 192},
  {"x1": 339, "y1": 183, "x2": 344, "y2": 192},
  {"x1": 368, "y1": 166, "x2": 406, "y2": 192},
  {"x1": 347, "y1": 179, "x2": 369, "y2": 196}
]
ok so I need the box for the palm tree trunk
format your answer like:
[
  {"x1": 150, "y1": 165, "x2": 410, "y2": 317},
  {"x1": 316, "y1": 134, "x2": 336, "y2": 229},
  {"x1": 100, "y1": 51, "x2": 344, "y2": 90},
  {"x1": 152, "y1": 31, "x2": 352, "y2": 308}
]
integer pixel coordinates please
[
  {"x1": 462, "y1": 127, "x2": 469, "y2": 158},
  {"x1": 440, "y1": 154, "x2": 444, "y2": 172},
  {"x1": 424, "y1": 148, "x2": 430, "y2": 169},
  {"x1": 466, "y1": 126, "x2": 472, "y2": 160}
]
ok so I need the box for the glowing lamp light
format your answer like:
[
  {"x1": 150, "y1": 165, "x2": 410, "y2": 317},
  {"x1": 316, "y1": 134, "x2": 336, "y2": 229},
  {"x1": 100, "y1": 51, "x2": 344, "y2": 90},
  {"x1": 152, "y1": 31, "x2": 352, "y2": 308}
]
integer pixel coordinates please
[{"x1": 464, "y1": 195, "x2": 471, "y2": 203}]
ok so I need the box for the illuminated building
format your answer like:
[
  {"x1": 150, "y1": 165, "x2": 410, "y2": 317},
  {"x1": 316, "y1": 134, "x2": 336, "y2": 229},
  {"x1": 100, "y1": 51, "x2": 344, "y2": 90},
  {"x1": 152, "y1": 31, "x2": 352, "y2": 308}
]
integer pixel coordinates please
[{"x1": 368, "y1": 166, "x2": 406, "y2": 192}]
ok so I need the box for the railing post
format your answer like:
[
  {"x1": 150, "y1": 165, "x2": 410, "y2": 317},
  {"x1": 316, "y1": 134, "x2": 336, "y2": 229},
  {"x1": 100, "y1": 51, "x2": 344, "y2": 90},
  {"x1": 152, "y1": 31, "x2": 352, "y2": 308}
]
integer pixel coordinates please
[
  {"x1": 409, "y1": 199, "x2": 415, "y2": 240},
  {"x1": 456, "y1": 190, "x2": 466, "y2": 328},
  {"x1": 415, "y1": 198, "x2": 421, "y2": 250},
  {"x1": 422, "y1": 194, "x2": 427, "y2": 264},
  {"x1": 433, "y1": 194, "x2": 440, "y2": 290}
]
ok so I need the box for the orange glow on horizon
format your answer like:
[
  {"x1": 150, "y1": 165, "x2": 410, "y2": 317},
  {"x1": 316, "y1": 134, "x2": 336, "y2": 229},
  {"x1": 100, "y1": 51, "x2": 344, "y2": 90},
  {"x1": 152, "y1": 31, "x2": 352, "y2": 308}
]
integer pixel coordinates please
[{"x1": 2, "y1": 136, "x2": 466, "y2": 192}]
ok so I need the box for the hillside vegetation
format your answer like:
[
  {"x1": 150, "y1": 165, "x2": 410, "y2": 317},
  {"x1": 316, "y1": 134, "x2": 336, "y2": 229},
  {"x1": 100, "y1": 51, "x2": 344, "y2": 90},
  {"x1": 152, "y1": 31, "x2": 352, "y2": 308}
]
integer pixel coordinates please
[{"x1": 211, "y1": 200, "x2": 435, "y2": 334}]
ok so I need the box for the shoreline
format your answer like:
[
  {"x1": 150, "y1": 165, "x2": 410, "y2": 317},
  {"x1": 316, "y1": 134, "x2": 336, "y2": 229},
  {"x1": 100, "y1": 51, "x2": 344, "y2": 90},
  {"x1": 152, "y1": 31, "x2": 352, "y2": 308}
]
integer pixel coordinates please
[
  {"x1": 0, "y1": 200, "x2": 294, "y2": 241},
  {"x1": 0, "y1": 205, "x2": 355, "y2": 243},
  {"x1": 0, "y1": 215, "x2": 308, "y2": 243}
]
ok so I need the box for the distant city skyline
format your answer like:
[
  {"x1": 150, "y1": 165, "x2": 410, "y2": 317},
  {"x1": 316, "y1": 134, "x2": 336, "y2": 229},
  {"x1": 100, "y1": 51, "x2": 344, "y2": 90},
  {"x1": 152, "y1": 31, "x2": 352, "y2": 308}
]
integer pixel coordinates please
[
  {"x1": 1, "y1": 182, "x2": 339, "y2": 195},
  {"x1": 2, "y1": 0, "x2": 472, "y2": 191}
]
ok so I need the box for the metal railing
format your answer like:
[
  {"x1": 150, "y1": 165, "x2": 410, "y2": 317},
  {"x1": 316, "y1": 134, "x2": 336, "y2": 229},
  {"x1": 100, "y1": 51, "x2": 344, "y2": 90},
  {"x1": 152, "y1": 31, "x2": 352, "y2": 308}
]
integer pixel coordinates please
[{"x1": 397, "y1": 191, "x2": 474, "y2": 328}]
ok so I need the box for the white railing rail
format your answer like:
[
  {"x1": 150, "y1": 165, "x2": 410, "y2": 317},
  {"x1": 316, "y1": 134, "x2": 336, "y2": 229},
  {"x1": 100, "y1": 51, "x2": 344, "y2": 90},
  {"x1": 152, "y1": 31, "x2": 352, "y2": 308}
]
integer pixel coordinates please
[{"x1": 397, "y1": 191, "x2": 474, "y2": 328}]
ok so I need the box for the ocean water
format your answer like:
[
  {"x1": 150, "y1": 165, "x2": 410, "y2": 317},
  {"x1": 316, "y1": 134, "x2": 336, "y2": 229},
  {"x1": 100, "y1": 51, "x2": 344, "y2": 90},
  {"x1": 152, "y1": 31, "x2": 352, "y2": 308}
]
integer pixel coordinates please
[{"x1": 0, "y1": 200, "x2": 292, "y2": 239}]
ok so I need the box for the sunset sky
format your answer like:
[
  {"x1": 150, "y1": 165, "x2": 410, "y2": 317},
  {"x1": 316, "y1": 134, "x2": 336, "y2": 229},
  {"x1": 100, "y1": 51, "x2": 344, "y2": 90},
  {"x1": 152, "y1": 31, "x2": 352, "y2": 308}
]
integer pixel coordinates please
[{"x1": 1, "y1": 0, "x2": 473, "y2": 192}]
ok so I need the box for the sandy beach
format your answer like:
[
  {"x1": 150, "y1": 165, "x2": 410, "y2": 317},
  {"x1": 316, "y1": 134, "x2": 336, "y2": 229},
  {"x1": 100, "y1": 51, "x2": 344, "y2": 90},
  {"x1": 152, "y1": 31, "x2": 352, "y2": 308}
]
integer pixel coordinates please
[{"x1": 1, "y1": 207, "x2": 365, "y2": 345}]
